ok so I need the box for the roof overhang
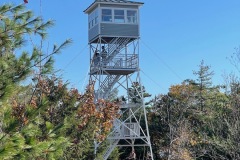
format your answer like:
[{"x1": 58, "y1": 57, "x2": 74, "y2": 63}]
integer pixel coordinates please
[{"x1": 84, "y1": 1, "x2": 144, "y2": 14}]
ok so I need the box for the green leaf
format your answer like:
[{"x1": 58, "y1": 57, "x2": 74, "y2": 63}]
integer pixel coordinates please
[{"x1": 46, "y1": 121, "x2": 54, "y2": 132}]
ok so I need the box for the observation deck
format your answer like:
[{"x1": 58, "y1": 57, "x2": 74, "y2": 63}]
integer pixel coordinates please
[{"x1": 90, "y1": 53, "x2": 138, "y2": 75}]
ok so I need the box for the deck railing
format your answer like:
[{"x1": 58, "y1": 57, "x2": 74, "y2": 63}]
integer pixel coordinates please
[{"x1": 91, "y1": 54, "x2": 138, "y2": 71}]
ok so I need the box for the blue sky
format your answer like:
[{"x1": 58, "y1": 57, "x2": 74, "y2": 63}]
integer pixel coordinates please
[{"x1": 8, "y1": 0, "x2": 240, "y2": 95}]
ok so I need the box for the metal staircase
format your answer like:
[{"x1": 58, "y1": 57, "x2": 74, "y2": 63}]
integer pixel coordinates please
[
  {"x1": 90, "y1": 37, "x2": 132, "y2": 74},
  {"x1": 96, "y1": 37, "x2": 131, "y2": 99},
  {"x1": 102, "y1": 133, "x2": 120, "y2": 160},
  {"x1": 99, "y1": 75, "x2": 120, "y2": 99},
  {"x1": 105, "y1": 37, "x2": 131, "y2": 64}
]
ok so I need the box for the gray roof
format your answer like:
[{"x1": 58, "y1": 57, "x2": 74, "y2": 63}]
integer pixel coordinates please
[
  {"x1": 84, "y1": 0, "x2": 144, "y2": 13},
  {"x1": 94, "y1": 0, "x2": 143, "y2": 4}
]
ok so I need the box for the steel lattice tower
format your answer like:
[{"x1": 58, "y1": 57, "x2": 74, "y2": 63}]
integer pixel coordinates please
[{"x1": 84, "y1": 1, "x2": 153, "y2": 159}]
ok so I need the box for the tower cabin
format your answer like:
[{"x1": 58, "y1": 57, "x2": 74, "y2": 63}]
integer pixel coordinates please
[
  {"x1": 84, "y1": 0, "x2": 143, "y2": 44},
  {"x1": 84, "y1": 0, "x2": 143, "y2": 76}
]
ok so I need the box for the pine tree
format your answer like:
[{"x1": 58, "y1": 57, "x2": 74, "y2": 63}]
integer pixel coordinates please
[
  {"x1": 128, "y1": 82, "x2": 151, "y2": 104},
  {"x1": 0, "y1": 3, "x2": 71, "y2": 159},
  {"x1": 0, "y1": 3, "x2": 54, "y2": 101},
  {"x1": 0, "y1": 3, "x2": 121, "y2": 159},
  {"x1": 193, "y1": 60, "x2": 214, "y2": 111}
]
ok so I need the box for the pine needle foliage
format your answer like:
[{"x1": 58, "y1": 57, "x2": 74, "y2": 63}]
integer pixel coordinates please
[{"x1": 0, "y1": 3, "x2": 120, "y2": 159}]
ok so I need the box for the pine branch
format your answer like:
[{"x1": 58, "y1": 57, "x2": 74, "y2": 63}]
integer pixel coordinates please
[
  {"x1": 37, "y1": 20, "x2": 55, "y2": 30},
  {"x1": 52, "y1": 39, "x2": 73, "y2": 54},
  {"x1": 0, "y1": 4, "x2": 12, "y2": 14},
  {"x1": 26, "y1": 39, "x2": 72, "y2": 70}
]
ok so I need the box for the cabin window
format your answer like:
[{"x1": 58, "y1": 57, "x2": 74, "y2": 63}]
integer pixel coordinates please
[
  {"x1": 100, "y1": 8, "x2": 138, "y2": 24},
  {"x1": 114, "y1": 9, "x2": 125, "y2": 23},
  {"x1": 102, "y1": 9, "x2": 112, "y2": 22},
  {"x1": 95, "y1": 16, "x2": 98, "y2": 24},
  {"x1": 95, "y1": 9, "x2": 99, "y2": 24},
  {"x1": 127, "y1": 10, "x2": 137, "y2": 24},
  {"x1": 88, "y1": 8, "x2": 99, "y2": 29}
]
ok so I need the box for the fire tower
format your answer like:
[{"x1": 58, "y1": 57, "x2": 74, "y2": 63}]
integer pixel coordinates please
[{"x1": 84, "y1": 0, "x2": 153, "y2": 159}]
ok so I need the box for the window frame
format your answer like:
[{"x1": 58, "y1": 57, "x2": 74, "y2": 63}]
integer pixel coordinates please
[
  {"x1": 88, "y1": 8, "x2": 99, "y2": 30},
  {"x1": 101, "y1": 8, "x2": 113, "y2": 22},
  {"x1": 114, "y1": 9, "x2": 125, "y2": 23},
  {"x1": 127, "y1": 10, "x2": 138, "y2": 24},
  {"x1": 100, "y1": 7, "x2": 138, "y2": 24}
]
